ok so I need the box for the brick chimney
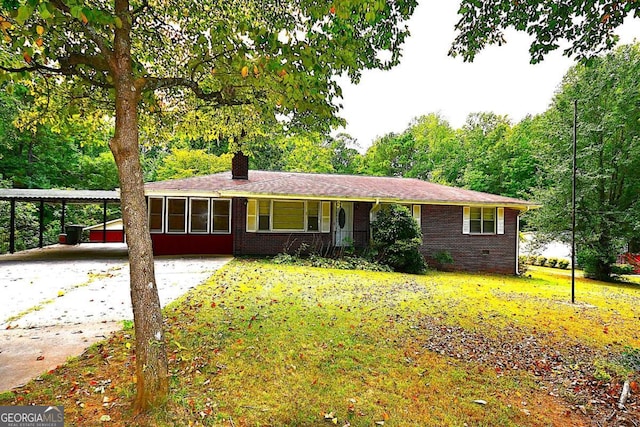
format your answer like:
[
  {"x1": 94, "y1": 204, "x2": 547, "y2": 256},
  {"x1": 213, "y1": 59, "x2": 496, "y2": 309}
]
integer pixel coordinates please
[{"x1": 232, "y1": 152, "x2": 249, "y2": 180}]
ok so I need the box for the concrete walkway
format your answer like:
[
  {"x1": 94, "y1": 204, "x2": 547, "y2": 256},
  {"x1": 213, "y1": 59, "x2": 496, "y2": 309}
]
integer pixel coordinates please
[{"x1": 0, "y1": 244, "x2": 231, "y2": 391}]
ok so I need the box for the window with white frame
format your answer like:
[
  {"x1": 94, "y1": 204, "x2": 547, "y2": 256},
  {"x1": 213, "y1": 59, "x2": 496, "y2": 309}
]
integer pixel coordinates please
[
  {"x1": 212, "y1": 199, "x2": 231, "y2": 233},
  {"x1": 463, "y1": 206, "x2": 504, "y2": 235},
  {"x1": 258, "y1": 200, "x2": 271, "y2": 231},
  {"x1": 247, "y1": 199, "x2": 331, "y2": 233},
  {"x1": 307, "y1": 201, "x2": 319, "y2": 231},
  {"x1": 190, "y1": 198, "x2": 210, "y2": 233},
  {"x1": 166, "y1": 198, "x2": 187, "y2": 233},
  {"x1": 272, "y1": 201, "x2": 305, "y2": 231},
  {"x1": 148, "y1": 197, "x2": 164, "y2": 233}
]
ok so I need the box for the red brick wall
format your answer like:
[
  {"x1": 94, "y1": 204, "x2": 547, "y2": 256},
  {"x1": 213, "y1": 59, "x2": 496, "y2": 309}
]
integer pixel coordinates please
[{"x1": 420, "y1": 205, "x2": 519, "y2": 274}]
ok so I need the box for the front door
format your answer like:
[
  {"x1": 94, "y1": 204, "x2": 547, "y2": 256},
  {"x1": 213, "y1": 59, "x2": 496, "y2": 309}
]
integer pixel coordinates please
[{"x1": 335, "y1": 202, "x2": 354, "y2": 247}]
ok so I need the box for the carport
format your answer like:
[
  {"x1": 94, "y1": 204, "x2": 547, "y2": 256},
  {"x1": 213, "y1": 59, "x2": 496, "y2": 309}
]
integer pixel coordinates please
[{"x1": 0, "y1": 189, "x2": 121, "y2": 253}]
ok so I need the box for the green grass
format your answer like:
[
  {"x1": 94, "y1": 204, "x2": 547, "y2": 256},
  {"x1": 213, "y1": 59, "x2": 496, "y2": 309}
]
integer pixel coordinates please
[{"x1": 1, "y1": 260, "x2": 638, "y2": 426}]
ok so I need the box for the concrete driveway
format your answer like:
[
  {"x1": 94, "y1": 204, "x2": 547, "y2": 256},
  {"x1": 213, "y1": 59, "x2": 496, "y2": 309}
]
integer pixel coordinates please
[{"x1": 0, "y1": 243, "x2": 231, "y2": 391}]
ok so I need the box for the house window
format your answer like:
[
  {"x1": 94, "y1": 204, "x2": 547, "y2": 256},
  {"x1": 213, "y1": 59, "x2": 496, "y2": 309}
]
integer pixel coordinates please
[
  {"x1": 167, "y1": 198, "x2": 187, "y2": 233},
  {"x1": 148, "y1": 197, "x2": 164, "y2": 233},
  {"x1": 470, "y1": 207, "x2": 495, "y2": 234},
  {"x1": 212, "y1": 199, "x2": 231, "y2": 233},
  {"x1": 273, "y1": 201, "x2": 305, "y2": 231},
  {"x1": 190, "y1": 198, "x2": 209, "y2": 233},
  {"x1": 247, "y1": 199, "x2": 331, "y2": 233},
  {"x1": 307, "y1": 201, "x2": 319, "y2": 231},
  {"x1": 258, "y1": 200, "x2": 270, "y2": 231}
]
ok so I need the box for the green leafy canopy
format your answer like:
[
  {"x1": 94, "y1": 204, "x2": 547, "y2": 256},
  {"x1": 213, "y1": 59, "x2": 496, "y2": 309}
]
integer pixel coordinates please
[
  {"x1": 1, "y1": 0, "x2": 417, "y2": 136},
  {"x1": 451, "y1": 0, "x2": 639, "y2": 63}
]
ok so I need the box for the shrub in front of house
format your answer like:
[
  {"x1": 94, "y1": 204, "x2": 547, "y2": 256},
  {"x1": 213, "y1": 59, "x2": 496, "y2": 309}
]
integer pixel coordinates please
[
  {"x1": 371, "y1": 204, "x2": 427, "y2": 274},
  {"x1": 611, "y1": 263, "x2": 635, "y2": 276},
  {"x1": 557, "y1": 259, "x2": 570, "y2": 269},
  {"x1": 271, "y1": 253, "x2": 392, "y2": 272},
  {"x1": 536, "y1": 256, "x2": 547, "y2": 267},
  {"x1": 547, "y1": 258, "x2": 558, "y2": 268}
]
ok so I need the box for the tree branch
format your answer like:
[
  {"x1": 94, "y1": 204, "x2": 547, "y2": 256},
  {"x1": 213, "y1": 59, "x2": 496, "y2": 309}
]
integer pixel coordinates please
[
  {"x1": 0, "y1": 63, "x2": 61, "y2": 74},
  {"x1": 140, "y1": 77, "x2": 254, "y2": 107},
  {"x1": 60, "y1": 53, "x2": 112, "y2": 73},
  {"x1": 48, "y1": 0, "x2": 115, "y2": 71}
]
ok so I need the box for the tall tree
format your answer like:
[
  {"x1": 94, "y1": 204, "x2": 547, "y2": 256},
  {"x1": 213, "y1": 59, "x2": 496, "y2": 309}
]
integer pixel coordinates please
[
  {"x1": 530, "y1": 44, "x2": 640, "y2": 280},
  {"x1": 1, "y1": 0, "x2": 416, "y2": 411},
  {"x1": 407, "y1": 113, "x2": 460, "y2": 183},
  {"x1": 451, "y1": 0, "x2": 639, "y2": 63}
]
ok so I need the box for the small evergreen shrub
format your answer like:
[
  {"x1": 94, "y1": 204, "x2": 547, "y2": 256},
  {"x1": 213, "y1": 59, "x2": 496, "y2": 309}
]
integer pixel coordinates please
[
  {"x1": 611, "y1": 263, "x2": 635, "y2": 276},
  {"x1": 371, "y1": 204, "x2": 427, "y2": 274},
  {"x1": 547, "y1": 257, "x2": 558, "y2": 268},
  {"x1": 536, "y1": 256, "x2": 547, "y2": 267},
  {"x1": 433, "y1": 250, "x2": 454, "y2": 266},
  {"x1": 557, "y1": 259, "x2": 569, "y2": 269}
]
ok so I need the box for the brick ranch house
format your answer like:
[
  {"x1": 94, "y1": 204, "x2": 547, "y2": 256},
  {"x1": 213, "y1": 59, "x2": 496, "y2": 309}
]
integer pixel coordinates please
[{"x1": 144, "y1": 154, "x2": 538, "y2": 274}]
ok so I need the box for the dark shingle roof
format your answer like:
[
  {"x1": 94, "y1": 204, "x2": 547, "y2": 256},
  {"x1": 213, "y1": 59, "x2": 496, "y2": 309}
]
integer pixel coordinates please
[{"x1": 145, "y1": 170, "x2": 537, "y2": 210}]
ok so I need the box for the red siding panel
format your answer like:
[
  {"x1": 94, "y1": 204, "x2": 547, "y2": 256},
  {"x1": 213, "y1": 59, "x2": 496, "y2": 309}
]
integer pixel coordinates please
[
  {"x1": 88, "y1": 230, "x2": 125, "y2": 243},
  {"x1": 151, "y1": 234, "x2": 233, "y2": 255}
]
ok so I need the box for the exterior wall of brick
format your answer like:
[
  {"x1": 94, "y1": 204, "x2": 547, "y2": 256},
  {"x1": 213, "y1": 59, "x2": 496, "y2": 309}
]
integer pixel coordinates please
[
  {"x1": 419, "y1": 205, "x2": 519, "y2": 275},
  {"x1": 352, "y1": 202, "x2": 372, "y2": 248},
  {"x1": 232, "y1": 198, "x2": 335, "y2": 255},
  {"x1": 148, "y1": 195, "x2": 520, "y2": 274}
]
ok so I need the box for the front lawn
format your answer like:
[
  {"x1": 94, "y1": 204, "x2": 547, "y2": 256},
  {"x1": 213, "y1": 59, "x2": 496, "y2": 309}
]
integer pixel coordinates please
[{"x1": 1, "y1": 260, "x2": 638, "y2": 426}]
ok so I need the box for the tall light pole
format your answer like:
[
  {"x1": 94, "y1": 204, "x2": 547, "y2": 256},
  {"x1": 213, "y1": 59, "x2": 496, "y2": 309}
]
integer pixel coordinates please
[{"x1": 571, "y1": 99, "x2": 577, "y2": 304}]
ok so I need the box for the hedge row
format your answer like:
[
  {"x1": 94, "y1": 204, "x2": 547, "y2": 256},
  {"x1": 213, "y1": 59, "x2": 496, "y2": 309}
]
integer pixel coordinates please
[{"x1": 520, "y1": 255, "x2": 569, "y2": 269}]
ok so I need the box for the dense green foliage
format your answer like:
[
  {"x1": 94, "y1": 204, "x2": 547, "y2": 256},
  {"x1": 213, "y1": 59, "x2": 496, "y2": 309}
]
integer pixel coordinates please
[
  {"x1": 530, "y1": 44, "x2": 640, "y2": 281},
  {"x1": 360, "y1": 112, "x2": 540, "y2": 199},
  {"x1": 1, "y1": 25, "x2": 639, "y2": 282},
  {"x1": 451, "y1": 0, "x2": 640, "y2": 63},
  {"x1": 371, "y1": 204, "x2": 427, "y2": 274}
]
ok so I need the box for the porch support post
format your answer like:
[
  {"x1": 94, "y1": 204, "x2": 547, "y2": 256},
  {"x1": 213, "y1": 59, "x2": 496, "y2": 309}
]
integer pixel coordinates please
[
  {"x1": 38, "y1": 200, "x2": 44, "y2": 248},
  {"x1": 61, "y1": 201, "x2": 66, "y2": 233},
  {"x1": 9, "y1": 200, "x2": 16, "y2": 254},
  {"x1": 103, "y1": 200, "x2": 108, "y2": 243}
]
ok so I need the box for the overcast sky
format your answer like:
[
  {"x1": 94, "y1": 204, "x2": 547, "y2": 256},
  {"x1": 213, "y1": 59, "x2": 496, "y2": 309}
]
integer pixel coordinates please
[{"x1": 336, "y1": 1, "x2": 640, "y2": 150}]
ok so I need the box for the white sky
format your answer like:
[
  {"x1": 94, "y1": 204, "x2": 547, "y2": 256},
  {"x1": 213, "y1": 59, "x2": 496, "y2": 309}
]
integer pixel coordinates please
[{"x1": 336, "y1": 1, "x2": 640, "y2": 150}]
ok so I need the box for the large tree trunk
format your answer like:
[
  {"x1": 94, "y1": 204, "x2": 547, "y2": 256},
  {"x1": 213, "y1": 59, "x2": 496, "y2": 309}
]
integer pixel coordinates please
[{"x1": 109, "y1": 0, "x2": 168, "y2": 412}]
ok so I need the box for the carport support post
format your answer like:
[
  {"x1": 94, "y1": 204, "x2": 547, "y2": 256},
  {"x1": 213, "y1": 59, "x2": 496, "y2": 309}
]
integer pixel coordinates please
[
  {"x1": 38, "y1": 200, "x2": 44, "y2": 248},
  {"x1": 102, "y1": 200, "x2": 108, "y2": 243},
  {"x1": 9, "y1": 200, "x2": 16, "y2": 253}
]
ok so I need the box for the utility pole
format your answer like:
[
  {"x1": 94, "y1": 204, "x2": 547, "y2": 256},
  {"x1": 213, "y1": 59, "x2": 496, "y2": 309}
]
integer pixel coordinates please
[{"x1": 571, "y1": 99, "x2": 577, "y2": 304}]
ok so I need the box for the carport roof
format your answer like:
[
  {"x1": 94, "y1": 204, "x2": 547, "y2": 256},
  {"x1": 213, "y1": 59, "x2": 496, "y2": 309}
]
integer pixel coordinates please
[{"x1": 0, "y1": 189, "x2": 120, "y2": 203}]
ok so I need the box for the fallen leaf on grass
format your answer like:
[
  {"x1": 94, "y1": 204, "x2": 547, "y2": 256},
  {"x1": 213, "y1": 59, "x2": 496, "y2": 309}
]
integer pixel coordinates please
[{"x1": 473, "y1": 399, "x2": 487, "y2": 405}]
